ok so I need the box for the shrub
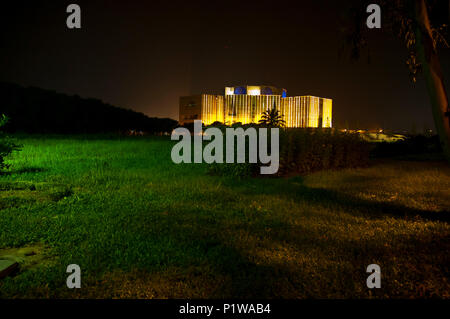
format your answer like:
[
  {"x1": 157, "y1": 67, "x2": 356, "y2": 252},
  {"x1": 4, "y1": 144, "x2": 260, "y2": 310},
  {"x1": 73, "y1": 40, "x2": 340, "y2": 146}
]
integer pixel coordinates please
[
  {"x1": 205, "y1": 124, "x2": 260, "y2": 178},
  {"x1": 206, "y1": 126, "x2": 371, "y2": 178},
  {"x1": 278, "y1": 128, "x2": 371, "y2": 175},
  {"x1": 0, "y1": 115, "x2": 22, "y2": 171}
]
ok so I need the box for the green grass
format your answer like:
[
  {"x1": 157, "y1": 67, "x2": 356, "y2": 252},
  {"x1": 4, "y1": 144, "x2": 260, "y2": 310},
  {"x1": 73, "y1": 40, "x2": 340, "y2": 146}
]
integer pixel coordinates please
[{"x1": 0, "y1": 136, "x2": 449, "y2": 298}]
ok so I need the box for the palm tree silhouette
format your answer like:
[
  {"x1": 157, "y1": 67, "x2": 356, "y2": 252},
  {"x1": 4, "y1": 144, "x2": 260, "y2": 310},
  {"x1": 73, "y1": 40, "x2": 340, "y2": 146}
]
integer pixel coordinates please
[{"x1": 258, "y1": 107, "x2": 286, "y2": 128}]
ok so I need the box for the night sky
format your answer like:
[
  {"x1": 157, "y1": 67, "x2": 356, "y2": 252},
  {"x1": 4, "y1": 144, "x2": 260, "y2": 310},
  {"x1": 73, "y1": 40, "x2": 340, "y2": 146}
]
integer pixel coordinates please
[{"x1": 1, "y1": 0, "x2": 449, "y2": 131}]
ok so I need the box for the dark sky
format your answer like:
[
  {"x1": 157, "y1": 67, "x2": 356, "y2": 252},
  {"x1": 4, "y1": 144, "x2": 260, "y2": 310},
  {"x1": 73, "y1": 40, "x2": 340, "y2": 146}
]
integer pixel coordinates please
[{"x1": 1, "y1": 0, "x2": 449, "y2": 131}]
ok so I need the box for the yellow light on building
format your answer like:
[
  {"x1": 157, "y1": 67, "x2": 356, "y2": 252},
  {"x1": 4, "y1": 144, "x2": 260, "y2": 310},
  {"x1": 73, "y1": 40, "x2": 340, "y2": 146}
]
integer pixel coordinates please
[
  {"x1": 247, "y1": 86, "x2": 261, "y2": 96},
  {"x1": 225, "y1": 87, "x2": 234, "y2": 96},
  {"x1": 322, "y1": 98, "x2": 332, "y2": 128},
  {"x1": 179, "y1": 86, "x2": 332, "y2": 128}
]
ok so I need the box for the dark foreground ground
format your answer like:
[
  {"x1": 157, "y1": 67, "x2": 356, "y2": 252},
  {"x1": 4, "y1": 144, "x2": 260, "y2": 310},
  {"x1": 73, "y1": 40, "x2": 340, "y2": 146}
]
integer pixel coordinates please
[{"x1": 0, "y1": 136, "x2": 449, "y2": 298}]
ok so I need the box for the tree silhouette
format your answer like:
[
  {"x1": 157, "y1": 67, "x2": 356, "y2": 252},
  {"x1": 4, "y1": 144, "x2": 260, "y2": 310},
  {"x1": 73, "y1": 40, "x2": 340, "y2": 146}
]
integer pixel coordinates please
[
  {"x1": 258, "y1": 108, "x2": 286, "y2": 127},
  {"x1": 341, "y1": 0, "x2": 450, "y2": 160},
  {"x1": 0, "y1": 82, "x2": 178, "y2": 134}
]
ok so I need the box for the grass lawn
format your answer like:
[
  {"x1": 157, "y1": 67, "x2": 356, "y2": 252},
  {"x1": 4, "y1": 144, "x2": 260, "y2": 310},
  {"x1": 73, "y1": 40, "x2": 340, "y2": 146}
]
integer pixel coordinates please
[{"x1": 0, "y1": 136, "x2": 449, "y2": 298}]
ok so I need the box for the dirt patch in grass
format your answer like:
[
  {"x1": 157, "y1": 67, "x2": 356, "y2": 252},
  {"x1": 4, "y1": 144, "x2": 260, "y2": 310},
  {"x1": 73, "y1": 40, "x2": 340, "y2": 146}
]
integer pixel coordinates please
[
  {"x1": 0, "y1": 181, "x2": 37, "y2": 191},
  {"x1": 0, "y1": 243, "x2": 56, "y2": 275}
]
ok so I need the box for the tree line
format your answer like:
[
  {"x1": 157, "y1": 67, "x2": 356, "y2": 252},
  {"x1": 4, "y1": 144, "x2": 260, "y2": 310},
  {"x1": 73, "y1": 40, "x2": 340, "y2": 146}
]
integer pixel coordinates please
[{"x1": 0, "y1": 82, "x2": 177, "y2": 134}]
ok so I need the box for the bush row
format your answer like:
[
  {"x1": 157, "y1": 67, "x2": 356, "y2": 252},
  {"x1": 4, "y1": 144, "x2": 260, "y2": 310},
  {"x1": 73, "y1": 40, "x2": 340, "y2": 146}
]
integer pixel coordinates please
[
  {"x1": 207, "y1": 128, "x2": 371, "y2": 178},
  {"x1": 278, "y1": 128, "x2": 371, "y2": 175}
]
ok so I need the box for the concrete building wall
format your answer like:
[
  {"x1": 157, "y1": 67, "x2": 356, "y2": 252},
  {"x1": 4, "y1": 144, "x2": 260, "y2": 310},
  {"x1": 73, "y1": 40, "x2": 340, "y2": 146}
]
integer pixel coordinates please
[
  {"x1": 201, "y1": 94, "x2": 224, "y2": 125},
  {"x1": 179, "y1": 95, "x2": 202, "y2": 125},
  {"x1": 224, "y1": 94, "x2": 282, "y2": 125},
  {"x1": 225, "y1": 85, "x2": 287, "y2": 97},
  {"x1": 179, "y1": 92, "x2": 332, "y2": 128},
  {"x1": 322, "y1": 98, "x2": 332, "y2": 128}
]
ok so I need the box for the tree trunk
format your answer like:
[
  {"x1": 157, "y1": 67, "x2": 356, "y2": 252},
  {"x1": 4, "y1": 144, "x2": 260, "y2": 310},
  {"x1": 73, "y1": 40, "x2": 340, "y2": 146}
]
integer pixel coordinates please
[{"x1": 414, "y1": 0, "x2": 450, "y2": 160}]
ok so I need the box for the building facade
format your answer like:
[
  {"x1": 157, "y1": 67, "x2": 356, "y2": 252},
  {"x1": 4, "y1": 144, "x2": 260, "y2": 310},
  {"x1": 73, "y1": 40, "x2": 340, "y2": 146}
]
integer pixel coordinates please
[{"x1": 179, "y1": 85, "x2": 332, "y2": 128}]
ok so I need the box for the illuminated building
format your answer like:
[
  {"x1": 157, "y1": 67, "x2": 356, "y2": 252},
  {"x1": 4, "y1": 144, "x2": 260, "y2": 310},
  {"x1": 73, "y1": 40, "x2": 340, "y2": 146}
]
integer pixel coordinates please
[{"x1": 179, "y1": 85, "x2": 332, "y2": 128}]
